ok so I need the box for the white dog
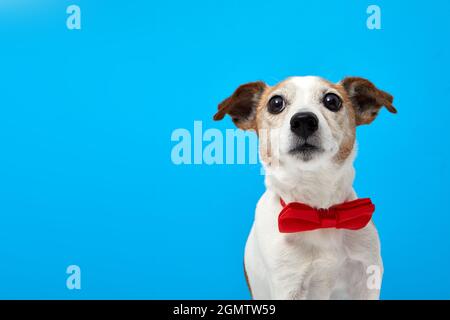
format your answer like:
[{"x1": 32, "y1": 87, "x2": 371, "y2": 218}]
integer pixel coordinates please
[{"x1": 214, "y1": 76, "x2": 396, "y2": 300}]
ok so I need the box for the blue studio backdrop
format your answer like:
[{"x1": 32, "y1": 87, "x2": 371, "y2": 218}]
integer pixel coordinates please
[{"x1": 0, "y1": 0, "x2": 449, "y2": 299}]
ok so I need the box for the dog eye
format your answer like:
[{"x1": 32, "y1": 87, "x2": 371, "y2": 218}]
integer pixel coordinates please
[
  {"x1": 268, "y1": 95, "x2": 285, "y2": 114},
  {"x1": 323, "y1": 93, "x2": 342, "y2": 112}
]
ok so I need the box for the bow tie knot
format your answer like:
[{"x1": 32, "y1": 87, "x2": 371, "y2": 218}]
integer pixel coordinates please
[
  {"x1": 317, "y1": 208, "x2": 337, "y2": 228},
  {"x1": 278, "y1": 198, "x2": 375, "y2": 233}
]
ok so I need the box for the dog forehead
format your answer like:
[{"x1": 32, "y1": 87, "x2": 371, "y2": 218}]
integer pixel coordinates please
[
  {"x1": 285, "y1": 76, "x2": 330, "y2": 92},
  {"x1": 272, "y1": 76, "x2": 332, "y2": 102}
]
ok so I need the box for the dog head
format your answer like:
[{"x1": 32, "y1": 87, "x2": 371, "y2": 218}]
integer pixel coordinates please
[{"x1": 214, "y1": 76, "x2": 396, "y2": 171}]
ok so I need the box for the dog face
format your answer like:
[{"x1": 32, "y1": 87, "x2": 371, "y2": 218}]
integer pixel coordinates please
[{"x1": 214, "y1": 76, "x2": 396, "y2": 169}]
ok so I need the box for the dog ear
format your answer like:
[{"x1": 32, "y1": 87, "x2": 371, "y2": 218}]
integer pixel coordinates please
[
  {"x1": 213, "y1": 81, "x2": 267, "y2": 130},
  {"x1": 341, "y1": 77, "x2": 397, "y2": 125}
]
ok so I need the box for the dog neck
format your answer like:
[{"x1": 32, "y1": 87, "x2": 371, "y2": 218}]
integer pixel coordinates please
[{"x1": 264, "y1": 150, "x2": 356, "y2": 209}]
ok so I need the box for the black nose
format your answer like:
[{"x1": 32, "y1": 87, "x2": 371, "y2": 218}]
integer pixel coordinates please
[{"x1": 290, "y1": 112, "x2": 319, "y2": 139}]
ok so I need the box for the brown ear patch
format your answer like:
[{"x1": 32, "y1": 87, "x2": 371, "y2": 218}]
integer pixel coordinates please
[
  {"x1": 341, "y1": 77, "x2": 397, "y2": 125},
  {"x1": 213, "y1": 81, "x2": 267, "y2": 130}
]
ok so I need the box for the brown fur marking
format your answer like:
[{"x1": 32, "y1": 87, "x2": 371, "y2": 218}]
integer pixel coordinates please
[
  {"x1": 213, "y1": 81, "x2": 267, "y2": 130},
  {"x1": 244, "y1": 262, "x2": 253, "y2": 299},
  {"x1": 341, "y1": 77, "x2": 397, "y2": 125}
]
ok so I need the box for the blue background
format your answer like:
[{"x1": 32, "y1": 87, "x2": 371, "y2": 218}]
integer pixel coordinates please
[{"x1": 0, "y1": 0, "x2": 449, "y2": 299}]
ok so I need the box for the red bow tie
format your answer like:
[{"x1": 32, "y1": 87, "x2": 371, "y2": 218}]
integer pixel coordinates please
[{"x1": 278, "y1": 198, "x2": 375, "y2": 233}]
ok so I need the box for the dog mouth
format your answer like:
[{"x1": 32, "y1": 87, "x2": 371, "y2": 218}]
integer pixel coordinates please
[{"x1": 289, "y1": 143, "x2": 323, "y2": 160}]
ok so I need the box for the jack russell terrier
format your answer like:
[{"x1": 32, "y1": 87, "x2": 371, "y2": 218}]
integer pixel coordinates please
[{"x1": 213, "y1": 76, "x2": 396, "y2": 300}]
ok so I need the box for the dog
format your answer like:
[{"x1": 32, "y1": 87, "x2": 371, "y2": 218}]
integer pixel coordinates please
[{"x1": 213, "y1": 76, "x2": 396, "y2": 300}]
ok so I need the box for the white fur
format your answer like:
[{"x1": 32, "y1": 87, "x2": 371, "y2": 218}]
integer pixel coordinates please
[{"x1": 244, "y1": 77, "x2": 383, "y2": 300}]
